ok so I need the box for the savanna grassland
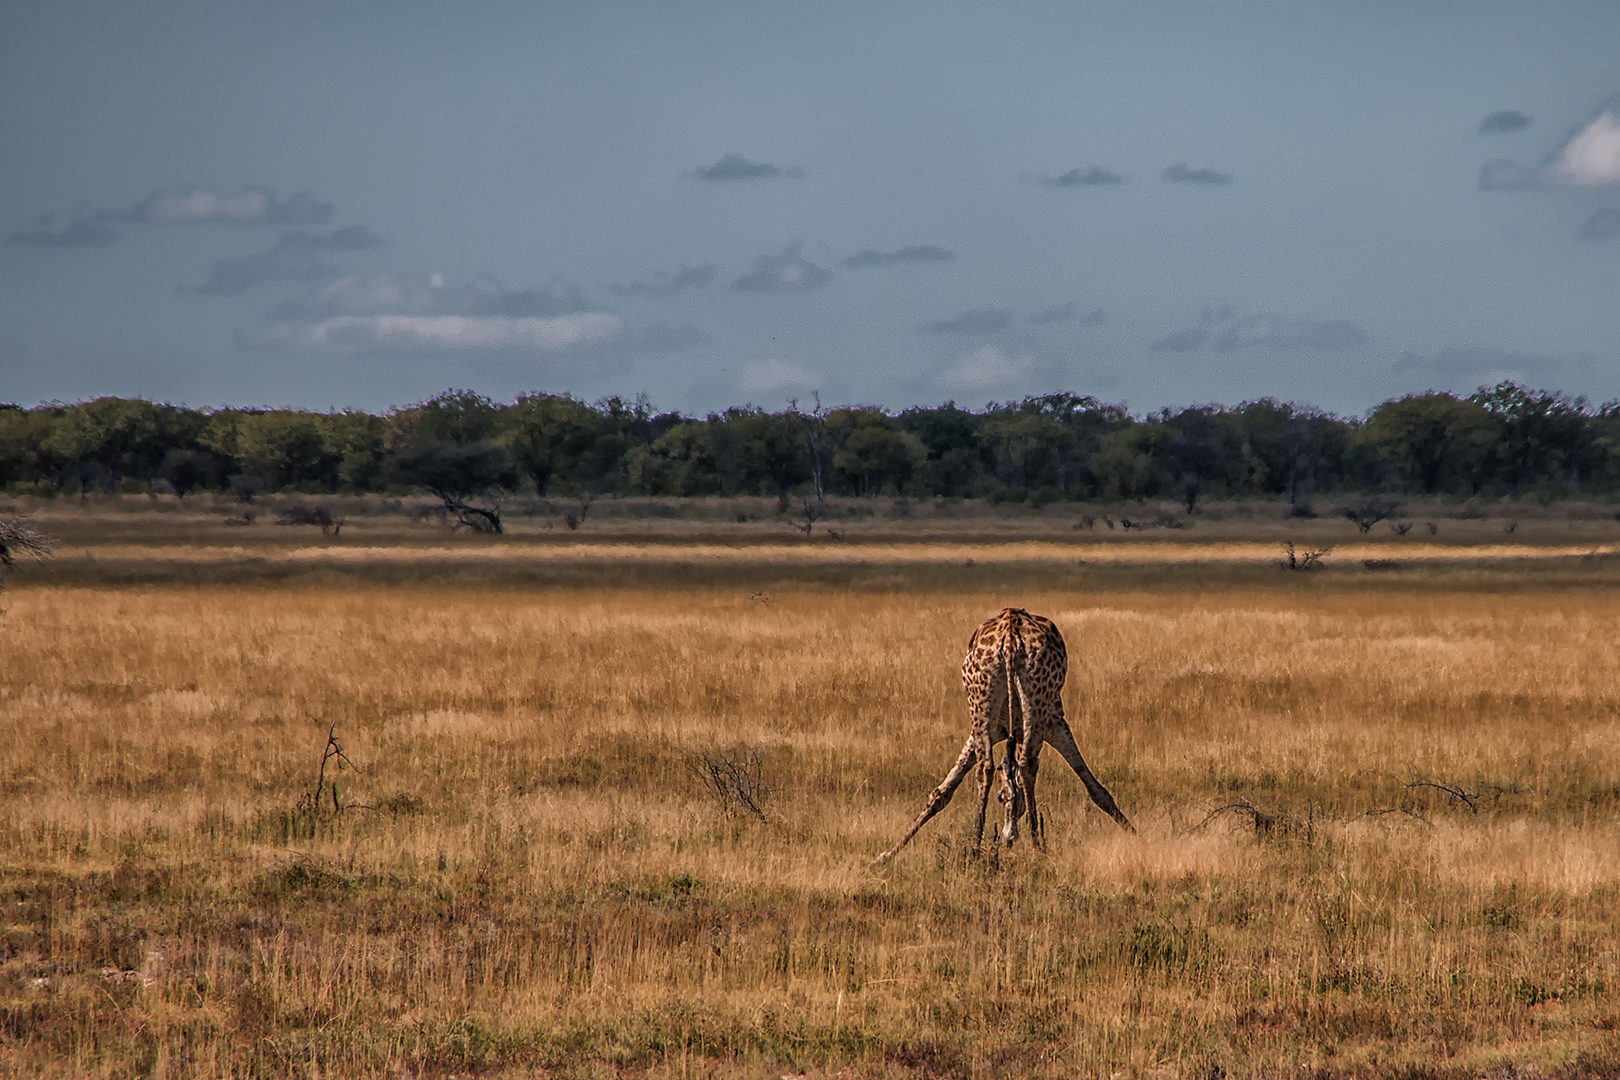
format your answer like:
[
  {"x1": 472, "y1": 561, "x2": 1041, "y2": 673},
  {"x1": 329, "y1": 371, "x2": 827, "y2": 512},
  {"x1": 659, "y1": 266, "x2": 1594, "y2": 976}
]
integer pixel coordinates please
[{"x1": 2, "y1": 500, "x2": 1620, "y2": 1079}]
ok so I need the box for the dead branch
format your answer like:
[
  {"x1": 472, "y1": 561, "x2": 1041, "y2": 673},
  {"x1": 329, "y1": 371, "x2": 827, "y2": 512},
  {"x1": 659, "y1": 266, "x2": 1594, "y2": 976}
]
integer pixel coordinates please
[
  {"x1": 1187, "y1": 798, "x2": 1282, "y2": 838},
  {"x1": 1403, "y1": 778, "x2": 1478, "y2": 813},
  {"x1": 0, "y1": 517, "x2": 57, "y2": 569},
  {"x1": 1280, "y1": 541, "x2": 1331, "y2": 570},
  {"x1": 296, "y1": 722, "x2": 365, "y2": 815}
]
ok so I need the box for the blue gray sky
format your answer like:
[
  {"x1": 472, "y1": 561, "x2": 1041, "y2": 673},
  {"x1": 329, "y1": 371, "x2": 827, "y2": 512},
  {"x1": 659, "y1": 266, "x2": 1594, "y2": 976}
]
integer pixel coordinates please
[{"x1": 3, "y1": 2, "x2": 1618, "y2": 415}]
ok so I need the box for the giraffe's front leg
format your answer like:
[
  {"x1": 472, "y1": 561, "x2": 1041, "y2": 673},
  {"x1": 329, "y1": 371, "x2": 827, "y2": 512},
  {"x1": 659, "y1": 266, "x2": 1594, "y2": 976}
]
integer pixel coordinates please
[
  {"x1": 874, "y1": 735, "x2": 978, "y2": 861},
  {"x1": 1021, "y1": 742, "x2": 1043, "y2": 850}
]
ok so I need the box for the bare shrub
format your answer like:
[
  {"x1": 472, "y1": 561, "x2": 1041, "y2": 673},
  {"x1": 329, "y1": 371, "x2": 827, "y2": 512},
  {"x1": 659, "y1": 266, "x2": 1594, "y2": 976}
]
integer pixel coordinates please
[
  {"x1": 228, "y1": 474, "x2": 266, "y2": 503},
  {"x1": 295, "y1": 723, "x2": 364, "y2": 816},
  {"x1": 276, "y1": 506, "x2": 345, "y2": 536},
  {"x1": 1340, "y1": 496, "x2": 1402, "y2": 533},
  {"x1": 685, "y1": 747, "x2": 770, "y2": 821},
  {"x1": 1188, "y1": 798, "x2": 1293, "y2": 840},
  {"x1": 562, "y1": 492, "x2": 594, "y2": 531},
  {"x1": 0, "y1": 517, "x2": 57, "y2": 569},
  {"x1": 788, "y1": 498, "x2": 826, "y2": 537},
  {"x1": 1389, "y1": 520, "x2": 1414, "y2": 536},
  {"x1": 1280, "y1": 541, "x2": 1330, "y2": 570}
]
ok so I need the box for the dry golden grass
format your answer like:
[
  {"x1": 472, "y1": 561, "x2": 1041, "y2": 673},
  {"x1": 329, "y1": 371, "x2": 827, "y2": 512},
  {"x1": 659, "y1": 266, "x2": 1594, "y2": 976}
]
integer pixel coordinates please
[{"x1": 2, "y1": 519, "x2": 1619, "y2": 1078}]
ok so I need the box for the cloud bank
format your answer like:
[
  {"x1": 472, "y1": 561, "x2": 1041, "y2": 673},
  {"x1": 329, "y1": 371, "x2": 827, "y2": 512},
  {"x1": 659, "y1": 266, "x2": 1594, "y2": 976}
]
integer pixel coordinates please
[
  {"x1": 1215, "y1": 314, "x2": 1368, "y2": 351},
  {"x1": 114, "y1": 186, "x2": 334, "y2": 225},
  {"x1": 6, "y1": 214, "x2": 120, "y2": 248},
  {"x1": 251, "y1": 274, "x2": 622, "y2": 355},
  {"x1": 1479, "y1": 110, "x2": 1532, "y2": 134},
  {"x1": 1029, "y1": 302, "x2": 1077, "y2": 325},
  {"x1": 937, "y1": 346, "x2": 1050, "y2": 393},
  {"x1": 1396, "y1": 345, "x2": 1566, "y2": 382},
  {"x1": 607, "y1": 264, "x2": 717, "y2": 296},
  {"x1": 1152, "y1": 311, "x2": 1367, "y2": 353},
  {"x1": 190, "y1": 227, "x2": 387, "y2": 296},
  {"x1": 1581, "y1": 208, "x2": 1620, "y2": 240},
  {"x1": 1048, "y1": 166, "x2": 1124, "y2": 187},
  {"x1": 921, "y1": 308, "x2": 1011, "y2": 335},
  {"x1": 10, "y1": 185, "x2": 337, "y2": 248},
  {"x1": 842, "y1": 245, "x2": 956, "y2": 268},
  {"x1": 1481, "y1": 94, "x2": 1620, "y2": 190},
  {"x1": 1149, "y1": 327, "x2": 1209, "y2": 353},
  {"x1": 732, "y1": 243, "x2": 832, "y2": 293},
  {"x1": 1163, "y1": 162, "x2": 1233, "y2": 186},
  {"x1": 692, "y1": 154, "x2": 804, "y2": 181}
]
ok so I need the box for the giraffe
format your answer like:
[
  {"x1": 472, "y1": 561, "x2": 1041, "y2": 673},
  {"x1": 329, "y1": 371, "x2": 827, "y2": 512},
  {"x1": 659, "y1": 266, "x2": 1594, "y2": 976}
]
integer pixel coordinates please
[{"x1": 876, "y1": 608, "x2": 1133, "y2": 861}]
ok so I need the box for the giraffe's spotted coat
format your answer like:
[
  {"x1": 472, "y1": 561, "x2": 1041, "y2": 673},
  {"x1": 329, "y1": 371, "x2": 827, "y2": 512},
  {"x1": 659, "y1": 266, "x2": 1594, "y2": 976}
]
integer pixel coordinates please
[{"x1": 878, "y1": 608, "x2": 1133, "y2": 861}]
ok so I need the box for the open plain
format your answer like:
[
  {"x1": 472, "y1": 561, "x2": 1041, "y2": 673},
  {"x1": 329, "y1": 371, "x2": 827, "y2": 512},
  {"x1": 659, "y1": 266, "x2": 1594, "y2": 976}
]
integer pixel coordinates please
[{"x1": 2, "y1": 499, "x2": 1619, "y2": 1078}]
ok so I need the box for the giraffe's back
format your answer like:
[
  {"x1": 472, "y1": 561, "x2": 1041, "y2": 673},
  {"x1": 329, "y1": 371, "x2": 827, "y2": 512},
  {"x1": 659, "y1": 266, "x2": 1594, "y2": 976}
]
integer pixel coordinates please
[{"x1": 961, "y1": 607, "x2": 1067, "y2": 694}]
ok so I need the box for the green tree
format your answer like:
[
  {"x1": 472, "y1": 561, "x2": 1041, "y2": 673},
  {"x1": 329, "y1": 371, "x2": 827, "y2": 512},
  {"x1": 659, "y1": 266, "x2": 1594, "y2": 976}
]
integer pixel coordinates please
[
  {"x1": 1469, "y1": 381, "x2": 1593, "y2": 494},
  {"x1": 827, "y1": 407, "x2": 926, "y2": 496},
  {"x1": 626, "y1": 420, "x2": 719, "y2": 495},
  {"x1": 896, "y1": 403, "x2": 989, "y2": 497},
  {"x1": 1361, "y1": 393, "x2": 1496, "y2": 494},
  {"x1": 499, "y1": 392, "x2": 600, "y2": 495},
  {"x1": 1089, "y1": 423, "x2": 1167, "y2": 500},
  {"x1": 387, "y1": 389, "x2": 500, "y2": 450},
  {"x1": 41, "y1": 398, "x2": 205, "y2": 488}
]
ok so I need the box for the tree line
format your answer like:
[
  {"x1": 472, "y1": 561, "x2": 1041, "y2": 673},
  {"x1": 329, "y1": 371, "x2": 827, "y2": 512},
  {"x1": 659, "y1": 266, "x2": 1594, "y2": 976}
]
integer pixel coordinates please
[{"x1": 4, "y1": 383, "x2": 1618, "y2": 514}]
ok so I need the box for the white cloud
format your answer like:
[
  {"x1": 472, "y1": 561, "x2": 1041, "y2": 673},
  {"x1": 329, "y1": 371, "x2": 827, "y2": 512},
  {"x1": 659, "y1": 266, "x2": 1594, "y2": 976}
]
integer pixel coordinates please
[
  {"x1": 255, "y1": 312, "x2": 622, "y2": 354},
  {"x1": 1481, "y1": 94, "x2": 1620, "y2": 190},
  {"x1": 740, "y1": 358, "x2": 821, "y2": 395},
  {"x1": 278, "y1": 274, "x2": 589, "y2": 319},
  {"x1": 732, "y1": 243, "x2": 832, "y2": 293},
  {"x1": 937, "y1": 345, "x2": 1049, "y2": 392},
  {"x1": 252, "y1": 273, "x2": 622, "y2": 354},
  {"x1": 1561, "y1": 109, "x2": 1620, "y2": 186},
  {"x1": 117, "y1": 186, "x2": 334, "y2": 225}
]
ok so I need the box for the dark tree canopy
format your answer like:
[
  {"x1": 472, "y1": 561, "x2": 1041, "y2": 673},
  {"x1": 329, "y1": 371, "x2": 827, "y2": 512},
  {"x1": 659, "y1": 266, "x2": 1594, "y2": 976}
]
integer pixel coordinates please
[{"x1": 4, "y1": 383, "x2": 1619, "y2": 506}]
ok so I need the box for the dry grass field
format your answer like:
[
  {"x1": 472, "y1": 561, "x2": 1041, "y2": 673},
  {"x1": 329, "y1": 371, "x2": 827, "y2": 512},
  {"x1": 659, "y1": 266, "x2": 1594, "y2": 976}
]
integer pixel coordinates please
[{"x1": 2, "y1": 504, "x2": 1619, "y2": 1078}]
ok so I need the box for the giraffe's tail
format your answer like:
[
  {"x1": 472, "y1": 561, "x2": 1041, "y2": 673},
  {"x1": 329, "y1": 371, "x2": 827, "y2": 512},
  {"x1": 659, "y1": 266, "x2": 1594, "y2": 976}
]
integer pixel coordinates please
[{"x1": 999, "y1": 627, "x2": 1029, "y2": 836}]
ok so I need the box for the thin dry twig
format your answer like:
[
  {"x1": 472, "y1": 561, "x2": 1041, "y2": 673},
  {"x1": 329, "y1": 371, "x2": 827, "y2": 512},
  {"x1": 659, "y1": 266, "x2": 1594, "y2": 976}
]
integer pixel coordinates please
[
  {"x1": 1403, "y1": 778, "x2": 1478, "y2": 813},
  {"x1": 1356, "y1": 806, "x2": 1434, "y2": 828},
  {"x1": 685, "y1": 747, "x2": 770, "y2": 821},
  {"x1": 1187, "y1": 798, "x2": 1281, "y2": 837}
]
